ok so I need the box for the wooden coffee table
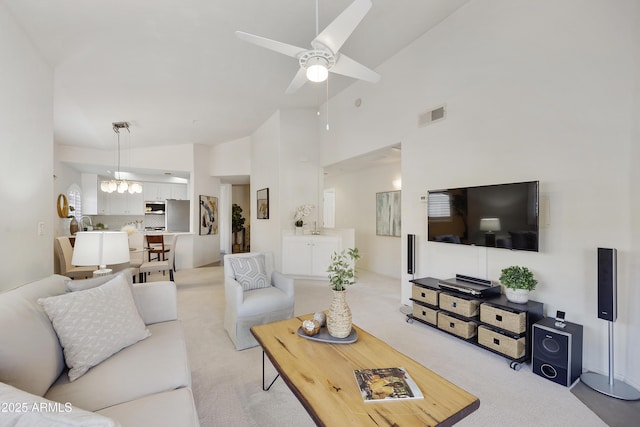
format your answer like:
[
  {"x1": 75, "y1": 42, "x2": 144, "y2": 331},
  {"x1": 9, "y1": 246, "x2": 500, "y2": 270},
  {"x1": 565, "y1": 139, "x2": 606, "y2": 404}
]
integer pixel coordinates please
[{"x1": 251, "y1": 314, "x2": 479, "y2": 426}]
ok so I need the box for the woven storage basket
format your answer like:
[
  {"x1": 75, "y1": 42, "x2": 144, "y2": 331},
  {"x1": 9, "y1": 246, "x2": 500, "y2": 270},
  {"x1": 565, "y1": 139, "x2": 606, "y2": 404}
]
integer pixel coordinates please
[
  {"x1": 439, "y1": 293, "x2": 480, "y2": 317},
  {"x1": 411, "y1": 286, "x2": 440, "y2": 306},
  {"x1": 477, "y1": 326, "x2": 525, "y2": 359},
  {"x1": 412, "y1": 304, "x2": 438, "y2": 325},
  {"x1": 480, "y1": 304, "x2": 526, "y2": 334},
  {"x1": 437, "y1": 313, "x2": 477, "y2": 339}
]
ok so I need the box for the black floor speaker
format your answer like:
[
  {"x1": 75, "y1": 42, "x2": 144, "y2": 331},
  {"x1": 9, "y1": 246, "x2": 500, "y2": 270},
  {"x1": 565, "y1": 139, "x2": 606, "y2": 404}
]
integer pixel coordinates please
[
  {"x1": 407, "y1": 234, "x2": 415, "y2": 274},
  {"x1": 597, "y1": 247, "x2": 617, "y2": 321},
  {"x1": 532, "y1": 317, "x2": 583, "y2": 387}
]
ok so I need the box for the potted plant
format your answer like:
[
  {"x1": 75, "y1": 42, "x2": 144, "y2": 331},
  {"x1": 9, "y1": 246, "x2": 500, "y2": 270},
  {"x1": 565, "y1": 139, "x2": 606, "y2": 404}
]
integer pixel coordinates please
[
  {"x1": 326, "y1": 248, "x2": 360, "y2": 338},
  {"x1": 294, "y1": 204, "x2": 313, "y2": 234},
  {"x1": 232, "y1": 204, "x2": 246, "y2": 252},
  {"x1": 499, "y1": 265, "x2": 538, "y2": 304}
]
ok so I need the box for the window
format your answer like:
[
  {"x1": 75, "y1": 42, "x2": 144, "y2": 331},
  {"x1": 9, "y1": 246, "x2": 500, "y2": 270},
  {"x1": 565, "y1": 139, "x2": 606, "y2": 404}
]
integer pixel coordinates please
[
  {"x1": 428, "y1": 192, "x2": 451, "y2": 219},
  {"x1": 67, "y1": 184, "x2": 82, "y2": 221}
]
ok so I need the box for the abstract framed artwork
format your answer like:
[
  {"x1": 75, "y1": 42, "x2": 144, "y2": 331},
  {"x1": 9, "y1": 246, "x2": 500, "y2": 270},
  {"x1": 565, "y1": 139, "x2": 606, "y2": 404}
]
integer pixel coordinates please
[
  {"x1": 199, "y1": 195, "x2": 218, "y2": 235},
  {"x1": 257, "y1": 188, "x2": 269, "y2": 219},
  {"x1": 376, "y1": 191, "x2": 401, "y2": 237}
]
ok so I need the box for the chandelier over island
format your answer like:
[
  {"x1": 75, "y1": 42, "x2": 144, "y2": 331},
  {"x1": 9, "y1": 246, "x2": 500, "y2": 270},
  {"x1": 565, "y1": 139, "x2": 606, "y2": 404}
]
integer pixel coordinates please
[{"x1": 100, "y1": 122, "x2": 143, "y2": 194}]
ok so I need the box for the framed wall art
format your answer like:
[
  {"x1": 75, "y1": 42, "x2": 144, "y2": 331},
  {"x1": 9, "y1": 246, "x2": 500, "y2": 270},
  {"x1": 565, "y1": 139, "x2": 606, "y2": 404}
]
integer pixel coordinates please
[
  {"x1": 376, "y1": 191, "x2": 401, "y2": 237},
  {"x1": 199, "y1": 195, "x2": 218, "y2": 235},
  {"x1": 257, "y1": 188, "x2": 269, "y2": 219}
]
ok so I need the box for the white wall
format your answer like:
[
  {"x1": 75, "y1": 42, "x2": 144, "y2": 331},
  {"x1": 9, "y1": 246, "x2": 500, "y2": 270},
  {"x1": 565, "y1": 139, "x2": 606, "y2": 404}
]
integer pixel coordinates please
[
  {"x1": 324, "y1": 162, "x2": 402, "y2": 278},
  {"x1": 319, "y1": 0, "x2": 640, "y2": 388},
  {"x1": 210, "y1": 136, "x2": 251, "y2": 177},
  {"x1": 279, "y1": 109, "x2": 321, "y2": 233},
  {"x1": 248, "y1": 109, "x2": 320, "y2": 268},
  {"x1": 250, "y1": 112, "x2": 281, "y2": 264},
  {"x1": 0, "y1": 4, "x2": 54, "y2": 291},
  {"x1": 192, "y1": 144, "x2": 220, "y2": 266}
]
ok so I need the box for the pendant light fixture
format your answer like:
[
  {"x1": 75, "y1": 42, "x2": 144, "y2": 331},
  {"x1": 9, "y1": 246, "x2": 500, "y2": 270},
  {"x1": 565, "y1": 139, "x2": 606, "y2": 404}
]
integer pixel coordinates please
[{"x1": 100, "y1": 122, "x2": 143, "y2": 194}]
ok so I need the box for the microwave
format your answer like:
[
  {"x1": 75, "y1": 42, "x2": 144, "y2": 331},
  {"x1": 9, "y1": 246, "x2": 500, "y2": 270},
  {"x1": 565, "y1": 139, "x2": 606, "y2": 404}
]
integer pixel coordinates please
[{"x1": 145, "y1": 201, "x2": 165, "y2": 214}]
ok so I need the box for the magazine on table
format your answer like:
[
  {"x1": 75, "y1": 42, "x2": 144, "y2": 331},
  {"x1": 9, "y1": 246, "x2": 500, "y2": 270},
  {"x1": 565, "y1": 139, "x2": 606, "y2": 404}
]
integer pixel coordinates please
[{"x1": 353, "y1": 367, "x2": 424, "y2": 402}]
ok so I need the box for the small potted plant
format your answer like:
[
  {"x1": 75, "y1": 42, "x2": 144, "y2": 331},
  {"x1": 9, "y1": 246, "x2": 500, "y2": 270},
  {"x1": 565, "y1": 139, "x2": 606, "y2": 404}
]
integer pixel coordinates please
[
  {"x1": 499, "y1": 265, "x2": 538, "y2": 304},
  {"x1": 326, "y1": 248, "x2": 360, "y2": 338},
  {"x1": 294, "y1": 204, "x2": 313, "y2": 233}
]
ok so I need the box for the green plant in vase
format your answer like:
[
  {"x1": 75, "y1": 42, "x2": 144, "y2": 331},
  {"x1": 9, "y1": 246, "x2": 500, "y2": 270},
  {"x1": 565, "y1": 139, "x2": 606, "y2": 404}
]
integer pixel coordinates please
[
  {"x1": 499, "y1": 265, "x2": 537, "y2": 304},
  {"x1": 326, "y1": 248, "x2": 360, "y2": 338}
]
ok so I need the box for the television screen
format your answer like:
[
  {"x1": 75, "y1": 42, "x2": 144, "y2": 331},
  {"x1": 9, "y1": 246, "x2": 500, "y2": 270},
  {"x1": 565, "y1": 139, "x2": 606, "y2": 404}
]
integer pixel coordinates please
[{"x1": 427, "y1": 181, "x2": 539, "y2": 251}]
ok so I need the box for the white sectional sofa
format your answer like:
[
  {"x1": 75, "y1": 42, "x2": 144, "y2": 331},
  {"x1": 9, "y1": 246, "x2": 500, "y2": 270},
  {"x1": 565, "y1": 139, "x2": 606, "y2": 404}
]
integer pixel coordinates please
[{"x1": 0, "y1": 271, "x2": 199, "y2": 427}]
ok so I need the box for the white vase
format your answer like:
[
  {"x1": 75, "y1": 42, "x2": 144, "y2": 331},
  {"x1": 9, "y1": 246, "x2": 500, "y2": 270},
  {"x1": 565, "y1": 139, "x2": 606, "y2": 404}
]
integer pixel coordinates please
[
  {"x1": 505, "y1": 288, "x2": 529, "y2": 304},
  {"x1": 295, "y1": 226, "x2": 303, "y2": 235},
  {"x1": 326, "y1": 290, "x2": 352, "y2": 338}
]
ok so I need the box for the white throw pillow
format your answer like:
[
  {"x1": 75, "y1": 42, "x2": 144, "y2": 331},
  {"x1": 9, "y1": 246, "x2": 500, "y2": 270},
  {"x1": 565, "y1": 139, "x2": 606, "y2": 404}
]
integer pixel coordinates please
[
  {"x1": 39, "y1": 275, "x2": 151, "y2": 382},
  {"x1": 64, "y1": 268, "x2": 133, "y2": 292},
  {"x1": 229, "y1": 255, "x2": 270, "y2": 291},
  {"x1": 0, "y1": 382, "x2": 119, "y2": 426}
]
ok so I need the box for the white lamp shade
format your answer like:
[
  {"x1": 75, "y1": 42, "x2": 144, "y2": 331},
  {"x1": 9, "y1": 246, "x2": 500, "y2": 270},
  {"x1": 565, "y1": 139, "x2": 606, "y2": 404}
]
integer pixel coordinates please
[
  {"x1": 71, "y1": 231, "x2": 130, "y2": 268},
  {"x1": 479, "y1": 217, "x2": 501, "y2": 232}
]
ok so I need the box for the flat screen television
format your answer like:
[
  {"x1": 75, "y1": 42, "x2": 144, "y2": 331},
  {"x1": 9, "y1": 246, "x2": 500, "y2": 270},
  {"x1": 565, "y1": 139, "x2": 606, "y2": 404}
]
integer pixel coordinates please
[{"x1": 427, "y1": 181, "x2": 539, "y2": 251}]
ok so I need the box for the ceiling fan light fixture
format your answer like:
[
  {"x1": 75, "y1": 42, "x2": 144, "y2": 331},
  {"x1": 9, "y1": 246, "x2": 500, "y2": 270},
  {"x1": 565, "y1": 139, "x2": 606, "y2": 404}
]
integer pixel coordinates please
[{"x1": 306, "y1": 57, "x2": 329, "y2": 82}]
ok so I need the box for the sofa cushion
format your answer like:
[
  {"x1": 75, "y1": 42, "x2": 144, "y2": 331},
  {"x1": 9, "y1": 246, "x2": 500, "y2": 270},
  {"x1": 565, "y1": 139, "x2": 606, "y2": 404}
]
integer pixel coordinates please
[
  {"x1": 64, "y1": 268, "x2": 134, "y2": 292},
  {"x1": 0, "y1": 275, "x2": 67, "y2": 396},
  {"x1": 39, "y1": 274, "x2": 151, "y2": 382},
  {"x1": 97, "y1": 388, "x2": 199, "y2": 427},
  {"x1": 45, "y1": 320, "x2": 191, "y2": 412},
  {"x1": 228, "y1": 254, "x2": 270, "y2": 291},
  {"x1": 0, "y1": 382, "x2": 118, "y2": 427}
]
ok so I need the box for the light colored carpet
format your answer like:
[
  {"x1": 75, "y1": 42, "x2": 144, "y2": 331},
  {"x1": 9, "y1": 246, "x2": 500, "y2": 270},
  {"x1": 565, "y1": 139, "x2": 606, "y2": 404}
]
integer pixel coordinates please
[{"x1": 171, "y1": 266, "x2": 607, "y2": 427}]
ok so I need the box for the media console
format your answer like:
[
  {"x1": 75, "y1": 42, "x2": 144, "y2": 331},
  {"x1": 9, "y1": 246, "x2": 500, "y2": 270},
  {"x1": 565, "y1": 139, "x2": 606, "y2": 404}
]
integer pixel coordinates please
[{"x1": 408, "y1": 277, "x2": 544, "y2": 368}]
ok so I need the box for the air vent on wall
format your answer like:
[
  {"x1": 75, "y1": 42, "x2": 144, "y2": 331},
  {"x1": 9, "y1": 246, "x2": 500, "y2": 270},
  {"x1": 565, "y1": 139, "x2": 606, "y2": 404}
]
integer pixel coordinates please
[{"x1": 418, "y1": 104, "x2": 446, "y2": 127}]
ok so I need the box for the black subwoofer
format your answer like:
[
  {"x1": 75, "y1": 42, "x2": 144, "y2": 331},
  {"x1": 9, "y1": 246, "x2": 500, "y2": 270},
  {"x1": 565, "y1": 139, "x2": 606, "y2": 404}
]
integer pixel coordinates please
[{"x1": 532, "y1": 317, "x2": 583, "y2": 387}]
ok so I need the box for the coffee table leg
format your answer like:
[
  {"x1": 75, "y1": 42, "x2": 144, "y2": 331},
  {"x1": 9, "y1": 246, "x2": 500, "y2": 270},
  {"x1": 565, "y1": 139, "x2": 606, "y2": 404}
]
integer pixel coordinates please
[{"x1": 262, "y1": 350, "x2": 280, "y2": 391}]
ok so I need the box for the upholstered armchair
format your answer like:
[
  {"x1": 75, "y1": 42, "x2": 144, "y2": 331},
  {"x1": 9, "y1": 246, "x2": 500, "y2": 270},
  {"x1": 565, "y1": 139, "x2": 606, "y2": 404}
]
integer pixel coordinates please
[{"x1": 223, "y1": 252, "x2": 294, "y2": 350}]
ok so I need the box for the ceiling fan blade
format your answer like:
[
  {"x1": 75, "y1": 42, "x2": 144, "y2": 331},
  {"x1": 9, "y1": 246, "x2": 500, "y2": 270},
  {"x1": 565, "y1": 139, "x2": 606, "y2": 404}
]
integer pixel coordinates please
[
  {"x1": 235, "y1": 31, "x2": 307, "y2": 58},
  {"x1": 285, "y1": 67, "x2": 308, "y2": 94},
  {"x1": 313, "y1": 0, "x2": 372, "y2": 53},
  {"x1": 330, "y1": 53, "x2": 380, "y2": 83}
]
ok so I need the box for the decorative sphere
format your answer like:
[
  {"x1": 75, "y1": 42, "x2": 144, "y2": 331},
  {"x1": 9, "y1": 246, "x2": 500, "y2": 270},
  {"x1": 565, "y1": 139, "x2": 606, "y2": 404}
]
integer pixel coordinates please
[{"x1": 313, "y1": 311, "x2": 326, "y2": 327}]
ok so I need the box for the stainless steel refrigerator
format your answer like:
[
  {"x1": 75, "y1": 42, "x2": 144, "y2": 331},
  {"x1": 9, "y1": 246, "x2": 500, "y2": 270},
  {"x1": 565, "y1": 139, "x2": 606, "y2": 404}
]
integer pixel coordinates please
[{"x1": 165, "y1": 199, "x2": 190, "y2": 232}]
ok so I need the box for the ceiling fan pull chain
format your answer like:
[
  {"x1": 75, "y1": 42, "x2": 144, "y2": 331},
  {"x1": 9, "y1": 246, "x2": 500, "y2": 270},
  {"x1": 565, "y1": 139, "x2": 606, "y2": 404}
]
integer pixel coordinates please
[{"x1": 326, "y1": 76, "x2": 330, "y2": 131}]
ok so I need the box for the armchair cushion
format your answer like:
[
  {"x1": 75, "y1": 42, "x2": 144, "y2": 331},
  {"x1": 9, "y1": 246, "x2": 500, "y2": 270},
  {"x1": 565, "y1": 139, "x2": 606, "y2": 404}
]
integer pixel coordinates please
[
  {"x1": 227, "y1": 254, "x2": 269, "y2": 291},
  {"x1": 38, "y1": 274, "x2": 151, "y2": 382}
]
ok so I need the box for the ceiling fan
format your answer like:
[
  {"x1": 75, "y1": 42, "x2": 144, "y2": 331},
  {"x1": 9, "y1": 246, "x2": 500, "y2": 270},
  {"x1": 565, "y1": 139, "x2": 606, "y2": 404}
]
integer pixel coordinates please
[{"x1": 235, "y1": 0, "x2": 381, "y2": 94}]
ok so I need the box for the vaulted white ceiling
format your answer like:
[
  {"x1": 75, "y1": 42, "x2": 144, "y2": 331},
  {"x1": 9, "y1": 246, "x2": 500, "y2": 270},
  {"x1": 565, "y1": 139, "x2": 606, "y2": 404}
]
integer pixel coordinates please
[{"x1": 6, "y1": 0, "x2": 469, "y2": 150}]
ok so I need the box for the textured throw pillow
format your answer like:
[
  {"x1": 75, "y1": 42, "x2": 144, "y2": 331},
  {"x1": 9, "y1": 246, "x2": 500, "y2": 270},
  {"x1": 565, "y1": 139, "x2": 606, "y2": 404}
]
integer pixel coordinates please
[
  {"x1": 0, "y1": 382, "x2": 118, "y2": 426},
  {"x1": 39, "y1": 275, "x2": 151, "y2": 382},
  {"x1": 64, "y1": 268, "x2": 133, "y2": 292},
  {"x1": 229, "y1": 255, "x2": 270, "y2": 291}
]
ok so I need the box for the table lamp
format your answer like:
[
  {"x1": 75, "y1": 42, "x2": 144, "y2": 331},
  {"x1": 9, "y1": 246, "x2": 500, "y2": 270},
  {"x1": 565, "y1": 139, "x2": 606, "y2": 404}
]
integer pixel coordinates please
[
  {"x1": 479, "y1": 217, "x2": 501, "y2": 247},
  {"x1": 71, "y1": 231, "x2": 130, "y2": 277}
]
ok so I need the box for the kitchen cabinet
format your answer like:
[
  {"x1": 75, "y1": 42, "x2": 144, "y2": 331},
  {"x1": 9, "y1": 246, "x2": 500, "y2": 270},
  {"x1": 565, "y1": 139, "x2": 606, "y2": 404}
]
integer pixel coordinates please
[
  {"x1": 170, "y1": 183, "x2": 188, "y2": 200},
  {"x1": 99, "y1": 190, "x2": 144, "y2": 215},
  {"x1": 282, "y1": 235, "x2": 341, "y2": 278},
  {"x1": 144, "y1": 182, "x2": 188, "y2": 201},
  {"x1": 144, "y1": 183, "x2": 171, "y2": 201},
  {"x1": 107, "y1": 191, "x2": 144, "y2": 215}
]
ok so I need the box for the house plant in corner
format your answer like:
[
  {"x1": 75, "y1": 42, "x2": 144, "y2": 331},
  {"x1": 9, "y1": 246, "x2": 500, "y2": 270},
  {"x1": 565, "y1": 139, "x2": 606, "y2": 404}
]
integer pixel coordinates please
[
  {"x1": 499, "y1": 265, "x2": 538, "y2": 304},
  {"x1": 326, "y1": 248, "x2": 360, "y2": 338}
]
